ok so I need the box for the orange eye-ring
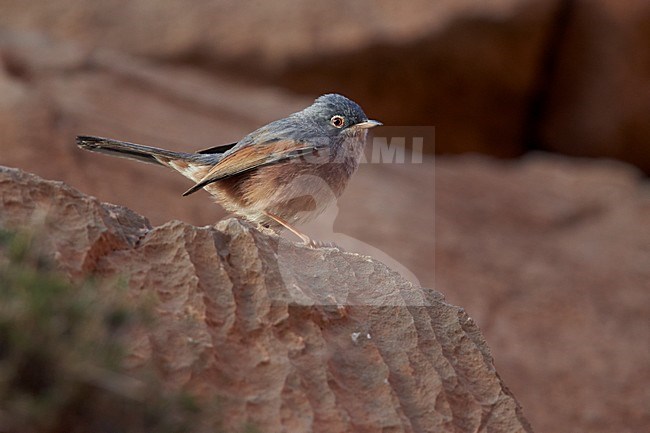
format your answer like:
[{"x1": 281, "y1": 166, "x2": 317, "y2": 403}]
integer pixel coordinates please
[{"x1": 330, "y1": 115, "x2": 345, "y2": 128}]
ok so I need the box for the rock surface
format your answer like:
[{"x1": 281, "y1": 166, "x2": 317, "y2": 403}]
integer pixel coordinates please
[{"x1": 0, "y1": 165, "x2": 531, "y2": 433}]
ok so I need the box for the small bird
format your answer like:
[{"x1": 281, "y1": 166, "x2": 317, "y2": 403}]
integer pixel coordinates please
[{"x1": 77, "y1": 94, "x2": 381, "y2": 247}]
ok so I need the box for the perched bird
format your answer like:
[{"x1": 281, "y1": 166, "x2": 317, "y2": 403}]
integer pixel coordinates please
[{"x1": 77, "y1": 93, "x2": 381, "y2": 247}]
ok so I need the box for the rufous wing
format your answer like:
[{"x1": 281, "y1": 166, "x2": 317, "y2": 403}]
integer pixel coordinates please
[{"x1": 182, "y1": 139, "x2": 324, "y2": 196}]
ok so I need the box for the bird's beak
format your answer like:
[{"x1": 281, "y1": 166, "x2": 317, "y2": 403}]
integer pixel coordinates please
[{"x1": 355, "y1": 119, "x2": 383, "y2": 129}]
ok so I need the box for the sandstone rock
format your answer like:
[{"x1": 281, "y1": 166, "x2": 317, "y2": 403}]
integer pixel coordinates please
[{"x1": 0, "y1": 165, "x2": 532, "y2": 433}]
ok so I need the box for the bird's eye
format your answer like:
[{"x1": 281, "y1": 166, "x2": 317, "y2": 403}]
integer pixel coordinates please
[{"x1": 330, "y1": 115, "x2": 345, "y2": 128}]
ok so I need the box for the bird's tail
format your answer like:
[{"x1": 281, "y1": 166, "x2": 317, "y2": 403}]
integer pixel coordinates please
[
  {"x1": 76, "y1": 135, "x2": 213, "y2": 182},
  {"x1": 76, "y1": 136, "x2": 194, "y2": 166}
]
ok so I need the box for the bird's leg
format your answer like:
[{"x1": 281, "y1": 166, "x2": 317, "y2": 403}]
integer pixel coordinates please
[
  {"x1": 263, "y1": 211, "x2": 337, "y2": 249},
  {"x1": 263, "y1": 211, "x2": 312, "y2": 245}
]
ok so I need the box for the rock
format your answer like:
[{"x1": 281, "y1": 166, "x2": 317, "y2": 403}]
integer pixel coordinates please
[
  {"x1": 0, "y1": 165, "x2": 532, "y2": 433},
  {"x1": 0, "y1": 165, "x2": 151, "y2": 278},
  {"x1": 538, "y1": 0, "x2": 650, "y2": 173}
]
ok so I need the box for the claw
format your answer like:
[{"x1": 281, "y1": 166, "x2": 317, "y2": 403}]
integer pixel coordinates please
[{"x1": 307, "y1": 239, "x2": 340, "y2": 250}]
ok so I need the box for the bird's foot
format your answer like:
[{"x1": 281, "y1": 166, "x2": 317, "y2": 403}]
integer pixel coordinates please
[{"x1": 305, "y1": 238, "x2": 341, "y2": 250}]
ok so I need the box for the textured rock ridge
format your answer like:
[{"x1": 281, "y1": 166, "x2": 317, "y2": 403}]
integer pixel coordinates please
[{"x1": 0, "y1": 166, "x2": 532, "y2": 433}]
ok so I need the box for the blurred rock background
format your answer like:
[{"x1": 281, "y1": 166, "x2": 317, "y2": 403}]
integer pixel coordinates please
[{"x1": 0, "y1": 0, "x2": 648, "y2": 432}]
